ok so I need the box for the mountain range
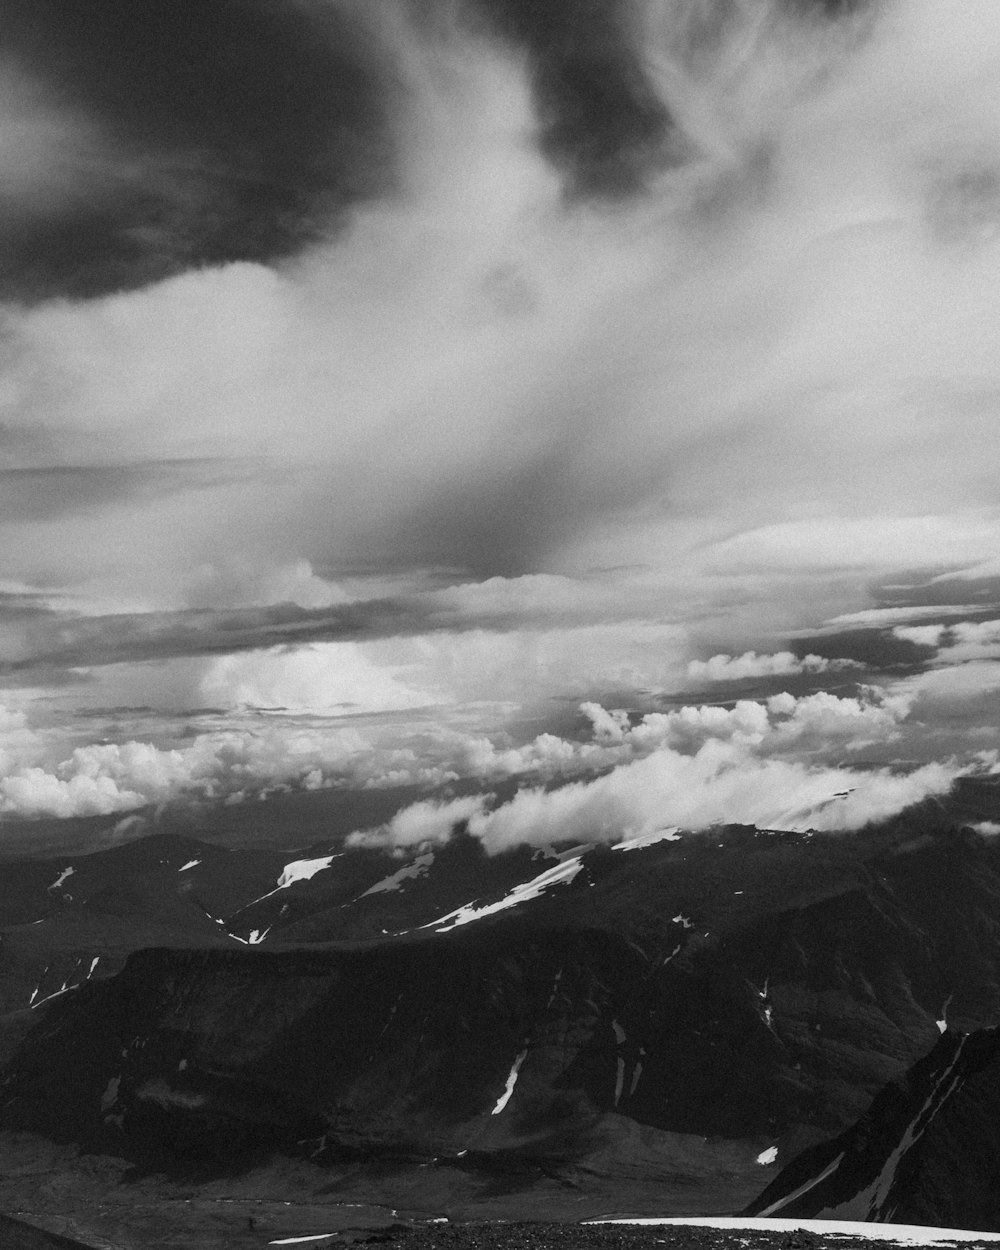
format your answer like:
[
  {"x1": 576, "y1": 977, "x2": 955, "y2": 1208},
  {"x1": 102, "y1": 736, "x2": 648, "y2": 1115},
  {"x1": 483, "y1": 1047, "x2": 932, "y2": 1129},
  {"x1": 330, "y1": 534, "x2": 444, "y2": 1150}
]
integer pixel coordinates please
[{"x1": 4, "y1": 781, "x2": 1000, "y2": 1242}]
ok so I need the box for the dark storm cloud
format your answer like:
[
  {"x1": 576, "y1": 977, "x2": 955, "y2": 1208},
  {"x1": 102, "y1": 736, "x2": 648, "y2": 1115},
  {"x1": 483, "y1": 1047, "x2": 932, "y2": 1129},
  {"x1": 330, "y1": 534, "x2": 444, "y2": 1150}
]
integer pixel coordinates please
[
  {"x1": 0, "y1": 0, "x2": 881, "y2": 302},
  {"x1": 472, "y1": 0, "x2": 676, "y2": 196},
  {"x1": 0, "y1": 0, "x2": 394, "y2": 301},
  {"x1": 0, "y1": 0, "x2": 682, "y2": 299},
  {"x1": 792, "y1": 628, "x2": 937, "y2": 671},
  {"x1": 472, "y1": 0, "x2": 874, "y2": 198}
]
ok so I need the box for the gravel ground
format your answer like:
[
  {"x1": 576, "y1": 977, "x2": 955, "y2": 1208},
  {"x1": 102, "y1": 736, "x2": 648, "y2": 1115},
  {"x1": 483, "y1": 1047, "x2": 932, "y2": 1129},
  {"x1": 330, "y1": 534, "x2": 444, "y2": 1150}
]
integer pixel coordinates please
[{"x1": 348, "y1": 1224, "x2": 889, "y2": 1250}]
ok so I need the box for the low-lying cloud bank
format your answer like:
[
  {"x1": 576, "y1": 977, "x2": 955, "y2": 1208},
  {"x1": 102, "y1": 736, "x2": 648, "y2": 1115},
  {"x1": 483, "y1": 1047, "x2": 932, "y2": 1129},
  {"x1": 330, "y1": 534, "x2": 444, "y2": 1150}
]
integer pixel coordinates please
[
  {"x1": 0, "y1": 681, "x2": 963, "y2": 844},
  {"x1": 349, "y1": 745, "x2": 974, "y2": 855}
]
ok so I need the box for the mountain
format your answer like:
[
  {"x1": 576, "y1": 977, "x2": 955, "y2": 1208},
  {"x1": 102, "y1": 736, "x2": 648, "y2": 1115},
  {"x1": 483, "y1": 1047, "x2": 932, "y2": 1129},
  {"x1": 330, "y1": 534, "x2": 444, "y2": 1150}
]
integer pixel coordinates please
[
  {"x1": 5, "y1": 800, "x2": 1000, "y2": 1239},
  {"x1": 746, "y1": 1025, "x2": 1000, "y2": 1231}
]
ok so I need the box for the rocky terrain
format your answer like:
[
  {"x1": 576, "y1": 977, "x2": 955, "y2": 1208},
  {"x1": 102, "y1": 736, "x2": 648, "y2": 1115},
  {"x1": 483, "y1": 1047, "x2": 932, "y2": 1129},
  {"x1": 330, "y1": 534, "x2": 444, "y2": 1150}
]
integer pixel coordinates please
[
  {"x1": 4, "y1": 781, "x2": 1000, "y2": 1244},
  {"x1": 747, "y1": 1024, "x2": 1000, "y2": 1231}
]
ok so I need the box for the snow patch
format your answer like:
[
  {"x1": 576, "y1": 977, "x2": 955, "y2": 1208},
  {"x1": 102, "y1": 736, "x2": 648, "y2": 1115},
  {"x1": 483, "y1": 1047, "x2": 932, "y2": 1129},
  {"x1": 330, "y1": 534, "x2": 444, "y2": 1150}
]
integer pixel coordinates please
[
  {"x1": 491, "y1": 1048, "x2": 528, "y2": 1115},
  {"x1": 427, "y1": 856, "x2": 585, "y2": 933},
  {"x1": 277, "y1": 855, "x2": 339, "y2": 890},
  {"x1": 584, "y1": 1218, "x2": 1000, "y2": 1244},
  {"x1": 268, "y1": 1235, "x2": 338, "y2": 1246},
  {"x1": 30, "y1": 982, "x2": 76, "y2": 1010},
  {"x1": 757, "y1": 1146, "x2": 779, "y2": 1165},
  {"x1": 614, "y1": 1057, "x2": 626, "y2": 1106},
  {"x1": 48, "y1": 867, "x2": 74, "y2": 891},
  {"x1": 611, "y1": 827, "x2": 681, "y2": 853},
  {"x1": 242, "y1": 854, "x2": 343, "y2": 911},
  {"x1": 27, "y1": 968, "x2": 48, "y2": 1006},
  {"x1": 361, "y1": 852, "x2": 434, "y2": 897},
  {"x1": 178, "y1": 859, "x2": 201, "y2": 872},
  {"x1": 672, "y1": 913, "x2": 694, "y2": 929},
  {"x1": 100, "y1": 1076, "x2": 120, "y2": 1112}
]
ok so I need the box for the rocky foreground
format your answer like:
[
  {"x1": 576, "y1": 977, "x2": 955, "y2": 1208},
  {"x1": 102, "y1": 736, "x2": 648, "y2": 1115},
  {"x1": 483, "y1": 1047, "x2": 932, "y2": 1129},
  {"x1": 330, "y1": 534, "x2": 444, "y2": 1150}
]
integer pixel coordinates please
[
  {"x1": 341, "y1": 1224, "x2": 999, "y2": 1250},
  {"x1": 5, "y1": 1214, "x2": 1000, "y2": 1250}
]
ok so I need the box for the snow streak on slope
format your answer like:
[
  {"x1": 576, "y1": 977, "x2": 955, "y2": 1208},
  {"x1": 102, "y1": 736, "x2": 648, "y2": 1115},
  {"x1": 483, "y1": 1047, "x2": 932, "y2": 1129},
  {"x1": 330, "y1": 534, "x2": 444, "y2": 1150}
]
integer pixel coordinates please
[
  {"x1": 491, "y1": 1047, "x2": 528, "y2": 1116},
  {"x1": 424, "y1": 854, "x2": 584, "y2": 933},
  {"x1": 29, "y1": 952, "x2": 101, "y2": 1009},
  {"x1": 47, "y1": 867, "x2": 74, "y2": 891},
  {"x1": 268, "y1": 1236, "x2": 338, "y2": 1246},
  {"x1": 361, "y1": 853, "x2": 434, "y2": 897},
  {"x1": 817, "y1": 1036, "x2": 972, "y2": 1222},
  {"x1": 757, "y1": 1155, "x2": 847, "y2": 1216},
  {"x1": 611, "y1": 828, "x2": 681, "y2": 853}
]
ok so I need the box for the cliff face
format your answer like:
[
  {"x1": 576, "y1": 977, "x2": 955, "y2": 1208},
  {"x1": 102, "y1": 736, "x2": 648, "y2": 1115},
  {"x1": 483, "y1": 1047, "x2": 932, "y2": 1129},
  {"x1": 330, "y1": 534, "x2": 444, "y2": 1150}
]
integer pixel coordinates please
[
  {"x1": 747, "y1": 1026, "x2": 1000, "y2": 1231},
  {"x1": 3, "y1": 823, "x2": 1000, "y2": 1218}
]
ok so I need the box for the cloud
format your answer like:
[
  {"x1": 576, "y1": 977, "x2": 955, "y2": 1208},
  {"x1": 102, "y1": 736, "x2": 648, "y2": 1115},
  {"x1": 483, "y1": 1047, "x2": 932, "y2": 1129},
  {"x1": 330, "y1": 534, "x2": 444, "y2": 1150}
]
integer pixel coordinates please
[
  {"x1": 6, "y1": 1, "x2": 1000, "y2": 610},
  {"x1": 6, "y1": 0, "x2": 1000, "y2": 820},
  {"x1": 686, "y1": 650, "x2": 856, "y2": 683},
  {"x1": 823, "y1": 606, "x2": 982, "y2": 631},
  {"x1": 894, "y1": 659, "x2": 1000, "y2": 708},
  {"x1": 0, "y1": 684, "x2": 915, "y2": 822},
  {"x1": 891, "y1": 618, "x2": 1000, "y2": 667},
  {"x1": 352, "y1": 739, "x2": 970, "y2": 856},
  {"x1": 201, "y1": 644, "x2": 439, "y2": 716},
  {"x1": 0, "y1": 0, "x2": 393, "y2": 300},
  {"x1": 0, "y1": 575, "x2": 687, "y2": 694},
  {"x1": 356, "y1": 795, "x2": 487, "y2": 851},
  {"x1": 892, "y1": 625, "x2": 949, "y2": 648}
]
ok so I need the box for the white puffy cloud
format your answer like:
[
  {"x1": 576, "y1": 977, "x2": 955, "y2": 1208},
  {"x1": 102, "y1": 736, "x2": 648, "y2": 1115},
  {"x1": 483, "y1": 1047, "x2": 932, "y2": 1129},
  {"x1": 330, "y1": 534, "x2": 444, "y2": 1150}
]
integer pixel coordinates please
[
  {"x1": 893, "y1": 624, "x2": 949, "y2": 648},
  {"x1": 356, "y1": 739, "x2": 969, "y2": 856},
  {"x1": 686, "y1": 651, "x2": 853, "y2": 683},
  {"x1": 0, "y1": 683, "x2": 917, "y2": 822},
  {"x1": 0, "y1": 768, "x2": 144, "y2": 819},
  {"x1": 905, "y1": 619, "x2": 1000, "y2": 666},
  {"x1": 349, "y1": 795, "x2": 485, "y2": 851}
]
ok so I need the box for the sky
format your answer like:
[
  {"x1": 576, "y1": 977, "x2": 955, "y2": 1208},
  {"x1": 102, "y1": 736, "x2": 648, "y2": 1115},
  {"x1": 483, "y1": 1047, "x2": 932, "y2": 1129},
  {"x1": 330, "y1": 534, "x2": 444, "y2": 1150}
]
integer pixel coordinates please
[{"x1": 3, "y1": 0, "x2": 1000, "y2": 856}]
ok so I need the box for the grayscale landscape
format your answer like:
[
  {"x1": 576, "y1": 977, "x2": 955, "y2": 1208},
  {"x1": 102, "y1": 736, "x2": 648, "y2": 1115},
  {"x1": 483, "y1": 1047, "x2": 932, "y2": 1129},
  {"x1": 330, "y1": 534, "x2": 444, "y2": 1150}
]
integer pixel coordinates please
[{"x1": 3, "y1": 0, "x2": 1000, "y2": 1246}]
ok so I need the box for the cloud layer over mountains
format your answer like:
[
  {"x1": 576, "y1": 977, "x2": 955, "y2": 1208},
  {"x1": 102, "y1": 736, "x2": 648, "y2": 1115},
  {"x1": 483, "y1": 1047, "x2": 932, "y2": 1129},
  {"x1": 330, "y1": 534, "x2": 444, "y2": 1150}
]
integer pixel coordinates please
[{"x1": 2, "y1": 0, "x2": 1000, "y2": 851}]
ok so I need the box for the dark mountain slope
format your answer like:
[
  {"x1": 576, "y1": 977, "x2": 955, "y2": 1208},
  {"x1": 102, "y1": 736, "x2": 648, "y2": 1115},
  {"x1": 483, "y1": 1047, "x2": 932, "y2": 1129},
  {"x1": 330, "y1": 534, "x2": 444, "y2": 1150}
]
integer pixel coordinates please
[
  {"x1": 747, "y1": 1025, "x2": 1000, "y2": 1231},
  {"x1": 4, "y1": 824, "x2": 1000, "y2": 1220},
  {"x1": 0, "y1": 1213, "x2": 98, "y2": 1250}
]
